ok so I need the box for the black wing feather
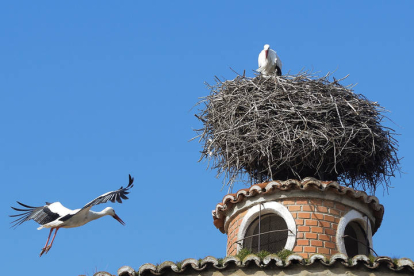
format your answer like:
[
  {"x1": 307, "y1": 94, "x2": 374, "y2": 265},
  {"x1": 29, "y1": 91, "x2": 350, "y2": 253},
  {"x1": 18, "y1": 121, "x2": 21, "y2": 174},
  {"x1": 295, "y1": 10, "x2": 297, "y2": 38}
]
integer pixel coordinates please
[
  {"x1": 81, "y1": 174, "x2": 134, "y2": 210},
  {"x1": 9, "y1": 202, "x2": 59, "y2": 228},
  {"x1": 120, "y1": 194, "x2": 129, "y2": 200},
  {"x1": 276, "y1": 65, "x2": 282, "y2": 76}
]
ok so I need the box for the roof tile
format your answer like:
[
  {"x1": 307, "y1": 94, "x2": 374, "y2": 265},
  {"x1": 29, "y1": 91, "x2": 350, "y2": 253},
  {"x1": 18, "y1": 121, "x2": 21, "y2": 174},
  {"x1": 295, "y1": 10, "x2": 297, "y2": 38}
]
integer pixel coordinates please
[{"x1": 131, "y1": 254, "x2": 414, "y2": 276}]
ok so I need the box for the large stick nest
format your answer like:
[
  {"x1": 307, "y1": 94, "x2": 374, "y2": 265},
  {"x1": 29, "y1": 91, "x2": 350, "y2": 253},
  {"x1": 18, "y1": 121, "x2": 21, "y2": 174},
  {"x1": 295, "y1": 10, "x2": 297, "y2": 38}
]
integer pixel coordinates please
[{"x1": 194, "y1": 72, "x2": 400, "y2": 194}]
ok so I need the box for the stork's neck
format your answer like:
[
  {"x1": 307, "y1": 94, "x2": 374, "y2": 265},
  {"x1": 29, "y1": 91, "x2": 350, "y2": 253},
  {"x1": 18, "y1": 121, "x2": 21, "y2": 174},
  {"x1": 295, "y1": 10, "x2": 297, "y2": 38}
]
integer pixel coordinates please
[{"x1": 88, "y1": 208, "x2": 112, "y2": 221}]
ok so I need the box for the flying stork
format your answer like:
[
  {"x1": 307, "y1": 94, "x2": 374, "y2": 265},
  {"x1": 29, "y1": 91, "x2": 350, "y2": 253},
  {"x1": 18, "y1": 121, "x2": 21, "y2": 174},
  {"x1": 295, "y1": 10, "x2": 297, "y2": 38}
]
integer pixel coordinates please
[
  {"x1": 257, "y1": 44, "x2": 282, "y2": 77},
  {"x1": 10, "y1": 174, "x2": 134, "y2": 257}
]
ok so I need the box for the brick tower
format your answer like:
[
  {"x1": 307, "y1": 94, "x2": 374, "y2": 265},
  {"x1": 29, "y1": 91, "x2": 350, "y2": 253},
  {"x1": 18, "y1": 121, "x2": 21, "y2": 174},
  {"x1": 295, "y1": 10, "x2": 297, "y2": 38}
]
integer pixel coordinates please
[{"x1": 212, "y1": 178, "x2": 383, "y2": 258}]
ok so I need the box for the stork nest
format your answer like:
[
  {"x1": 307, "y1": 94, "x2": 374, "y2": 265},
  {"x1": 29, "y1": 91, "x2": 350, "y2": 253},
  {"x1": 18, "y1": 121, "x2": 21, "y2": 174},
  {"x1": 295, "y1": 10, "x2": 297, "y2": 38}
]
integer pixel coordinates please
[{"x1": 194, "y1": 72, "x2": 400, "y2": 194}]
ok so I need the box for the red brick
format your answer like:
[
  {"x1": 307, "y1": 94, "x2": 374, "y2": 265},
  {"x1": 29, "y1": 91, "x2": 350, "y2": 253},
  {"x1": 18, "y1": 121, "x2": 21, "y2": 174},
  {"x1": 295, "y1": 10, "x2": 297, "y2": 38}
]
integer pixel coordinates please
[
  {"x1": 312, "y1": 213, "x2": 324, "y2": 220},
  {"x1": 316, "y1": 206, "x2": 328, "y2": 213},
  {"x1": 298, "y1": 253, "x2": 309, "y2": 259},
  {"x1": 306, "y1": 219, "x2": 318, "y2": 226},
  {"x1": 288, "y1": 205, "x2": 301, "y2": 211},
  {"x1": 319, "y1": 234, "x2": 330, "y2": 241},
  {"x1": 296, "y1": 200, "x2": 309, "y2": 205},
  {"x1": 325, "y1": 229, "x2": 336, "y2": 235},
  {"x1": 302, "y1": 205, "x2": 315, "y2": 211},
  {"x1": 336, "y1": 203, "x2": 348, "y2": 211},
  {"x1": 331, "y1": 249, "x2": 339, "y2": 255},
  {"x1": 283, "y1": 200, "x2": 295, "y2": 205},
  {"x1": 311, "y1": 240, "x2": 323, "y2": 247},
  {"x1": 297, "y1": 232, "x2": 304, "y2": 239},
  {"x1": 298, "y1": 212, "x2": 311, "y2": 219},
  {"x1": 291, "y1": 213, "x2": 297, "y2": 218},
  {"x1": 319, "y1": 221, "x2": 331, "y2": 228},
  {"x1": 325, "y1": 242, "x2": 336, "y2": 249},
  {"x1": 297, "y1": 239, "x2": 309, "y2": 246},
  {"x1": 332, "y1": 224, "x2": 338, "y2": 230},
  {"x1": 227, "y1": 234, "x2": 233, "y2": 242},
  {"x1": 325, "y1": 215, "x2": 335, "y2": 222},
  {"x1": 329, "y1": 208, "x2": 340, "y2": 216},
  {"x1": 323, "y1": 201, "x2": 335, "y2": 207},
  {"x1": 293, "y1": 246, "x2": 303, "y2": 252},
  {"x1": 295, "y1": 219, "x2": 304, "y2": 225},
  {"x1": 317, "y1": 247, "x2": 330, "y2": 255},
  {"x1": 311, "y1": 226, "x2": 323, "y2": 233},
  {"x1": 304, "y1": 246, "x2": 316, "y2": 253},
  {"x1": 306, "y1": 233, "x2": 317, "y2": 239},
  {"x1": 298, "y1": 226, "x2": 310, "y2": 232},
  {"x1": 309, "y1": 199, "x2": 322, "y2": 205}
]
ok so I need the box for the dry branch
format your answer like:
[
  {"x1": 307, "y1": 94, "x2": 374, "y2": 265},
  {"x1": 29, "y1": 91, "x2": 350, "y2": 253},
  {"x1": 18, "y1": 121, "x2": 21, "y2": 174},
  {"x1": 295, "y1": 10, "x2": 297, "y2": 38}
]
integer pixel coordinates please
[{"x1": 194, "y1": 72, "x2": 400, "y2": 194}]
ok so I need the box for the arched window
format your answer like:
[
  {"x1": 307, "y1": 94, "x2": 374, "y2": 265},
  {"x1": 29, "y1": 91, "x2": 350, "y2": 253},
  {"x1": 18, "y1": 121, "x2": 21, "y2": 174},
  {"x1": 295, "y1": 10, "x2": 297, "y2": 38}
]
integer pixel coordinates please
[
  {"x1": 337, "y1": 210, "x2": 373, "y2": 257},
  {"x1": 237, "y1": 202, "x2": 296, "y2": 254},
  {"x1": 344, "y1": 221, "x2": 370, "y2": 257},
  {"x1": 244, "y1": 213, "x2": 288, "y2": 253}
]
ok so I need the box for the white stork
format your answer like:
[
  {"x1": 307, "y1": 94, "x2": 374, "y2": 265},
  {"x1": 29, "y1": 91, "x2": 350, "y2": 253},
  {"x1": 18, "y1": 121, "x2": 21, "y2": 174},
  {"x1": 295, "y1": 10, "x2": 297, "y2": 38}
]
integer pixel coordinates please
[
  {"x1": 257, "y1": 44, "x2": 282, "y2": 77},
  {"x1": 10, "y1": 174, "x2": 134, "y2": 257}
]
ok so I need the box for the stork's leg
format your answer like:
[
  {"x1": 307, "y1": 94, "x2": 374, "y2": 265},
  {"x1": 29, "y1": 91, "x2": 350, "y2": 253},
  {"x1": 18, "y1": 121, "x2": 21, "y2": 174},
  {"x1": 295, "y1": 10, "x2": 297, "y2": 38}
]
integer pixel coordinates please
[
  {"x1": 44, "y1": 227, "x2": 59, "y2": 254},
  {"x1": 39, "y1": 228, "x2": 54, "y2": 257}
]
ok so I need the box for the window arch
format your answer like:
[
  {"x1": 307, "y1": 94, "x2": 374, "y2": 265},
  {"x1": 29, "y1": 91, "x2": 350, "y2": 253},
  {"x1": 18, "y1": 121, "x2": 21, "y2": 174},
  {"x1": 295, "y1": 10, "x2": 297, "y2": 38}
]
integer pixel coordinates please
[
  {"x1": 337, "y1": 209, "x2": 373, "y2": 257},
  {"x1": 237, "y1": 202, "x2": 296, "y2": 253}
]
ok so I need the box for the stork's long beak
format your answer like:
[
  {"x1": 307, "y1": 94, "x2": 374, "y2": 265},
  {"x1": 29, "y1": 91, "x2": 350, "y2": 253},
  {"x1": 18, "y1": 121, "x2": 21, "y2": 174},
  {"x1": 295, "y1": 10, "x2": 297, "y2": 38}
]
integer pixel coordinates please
[
  {"x1": 113, "y1": 214, "x2": 125, "y2": 226},
  {"x1": 265, "y1": 50, "x2": 268, "y2": 59}
]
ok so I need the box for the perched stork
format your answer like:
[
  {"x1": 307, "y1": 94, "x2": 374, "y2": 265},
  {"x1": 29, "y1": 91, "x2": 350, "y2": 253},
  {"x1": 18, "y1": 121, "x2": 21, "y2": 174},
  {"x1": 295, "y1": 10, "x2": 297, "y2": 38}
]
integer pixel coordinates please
[
  {"x1": 10, "y1": 174, "x2": 134, "y2": 257},
  {"x1": 257, "y1": 44, "x2": 282, "y2": 77}
]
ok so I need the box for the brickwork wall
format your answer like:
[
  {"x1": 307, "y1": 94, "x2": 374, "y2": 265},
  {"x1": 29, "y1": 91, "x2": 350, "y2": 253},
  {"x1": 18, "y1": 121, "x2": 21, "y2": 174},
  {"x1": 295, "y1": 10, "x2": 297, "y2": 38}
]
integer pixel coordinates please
[
  {"x1": 226, "y1": 198, "x2": 350, "y2": 258},
  {"x1": 226, "y1": 210, "x2": 247, "y2": 256}
]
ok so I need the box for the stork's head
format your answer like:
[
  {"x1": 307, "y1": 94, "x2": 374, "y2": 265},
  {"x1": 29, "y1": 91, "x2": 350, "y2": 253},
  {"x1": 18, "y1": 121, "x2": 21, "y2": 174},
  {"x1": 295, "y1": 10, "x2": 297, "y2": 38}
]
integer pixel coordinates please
[
  {"x1": 263, "y1": 44, "x2": 270, "y2": 58},
  {"x1": 104, "y1": 207, "x2": 125, "y2": 226}
]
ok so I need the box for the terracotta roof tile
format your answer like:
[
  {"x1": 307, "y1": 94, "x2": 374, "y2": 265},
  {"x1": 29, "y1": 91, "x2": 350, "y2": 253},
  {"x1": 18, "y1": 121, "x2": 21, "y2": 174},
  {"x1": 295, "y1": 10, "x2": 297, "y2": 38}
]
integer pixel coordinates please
[
  {"x1": 97, "y1": 254, "x2": 414, "y2": 275},
  {"x1": 121, "y1": 254, "x2": 414, "y2": 276}
]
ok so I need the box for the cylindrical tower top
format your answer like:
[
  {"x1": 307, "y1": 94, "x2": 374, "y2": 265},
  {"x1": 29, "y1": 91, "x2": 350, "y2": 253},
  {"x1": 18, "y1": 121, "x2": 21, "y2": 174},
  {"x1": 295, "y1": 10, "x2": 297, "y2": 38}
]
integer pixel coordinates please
[{"x1": 212, "y1": 178, "x2": 384, "y2": 259}]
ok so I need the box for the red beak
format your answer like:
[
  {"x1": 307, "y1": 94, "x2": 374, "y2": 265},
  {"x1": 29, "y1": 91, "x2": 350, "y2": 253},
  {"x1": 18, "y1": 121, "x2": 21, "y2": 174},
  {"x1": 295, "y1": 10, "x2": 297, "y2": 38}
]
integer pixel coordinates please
[
  {"x1": 113, "y1": 214, "x2": 125, "y2": 226},
  {"x1": 265, "y1": 50, "x2": 268, "y2": 59}
]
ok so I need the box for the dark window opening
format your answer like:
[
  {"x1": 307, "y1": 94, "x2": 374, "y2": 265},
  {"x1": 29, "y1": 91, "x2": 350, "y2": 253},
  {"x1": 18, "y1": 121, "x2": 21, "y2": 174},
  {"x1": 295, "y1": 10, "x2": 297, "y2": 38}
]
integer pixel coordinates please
[
  {"x1": 244, "y1": 214, "x2": 288, "y2": 253},
  {"x1": 344, "y1": 221, "x2": 369, "y2": 257}
]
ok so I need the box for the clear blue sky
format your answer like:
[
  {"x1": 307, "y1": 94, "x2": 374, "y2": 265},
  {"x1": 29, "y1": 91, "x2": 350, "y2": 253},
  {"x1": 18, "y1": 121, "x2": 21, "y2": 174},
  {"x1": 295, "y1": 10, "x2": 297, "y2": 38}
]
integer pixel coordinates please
[{"x1": 1, "y1": 1, "x2": 413, "y2": 275}]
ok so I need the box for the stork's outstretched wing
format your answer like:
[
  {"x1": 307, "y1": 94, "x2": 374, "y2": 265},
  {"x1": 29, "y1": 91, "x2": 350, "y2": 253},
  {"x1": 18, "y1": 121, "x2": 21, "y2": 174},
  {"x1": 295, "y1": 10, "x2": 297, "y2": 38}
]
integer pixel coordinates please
[
  {"x1": 10, "y1": 202, "x2": 59, "y2": 228},
  {"x1": 81, "y1": 174, "x2": 134, "y2": 210}
]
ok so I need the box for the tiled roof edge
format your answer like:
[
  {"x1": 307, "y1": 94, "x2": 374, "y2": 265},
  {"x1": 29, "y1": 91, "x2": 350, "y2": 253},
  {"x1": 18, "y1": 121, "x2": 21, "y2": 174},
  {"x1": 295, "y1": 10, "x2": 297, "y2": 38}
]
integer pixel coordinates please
[{"x1": 129, "y1": 254, "x2": 414, "y2": 276}]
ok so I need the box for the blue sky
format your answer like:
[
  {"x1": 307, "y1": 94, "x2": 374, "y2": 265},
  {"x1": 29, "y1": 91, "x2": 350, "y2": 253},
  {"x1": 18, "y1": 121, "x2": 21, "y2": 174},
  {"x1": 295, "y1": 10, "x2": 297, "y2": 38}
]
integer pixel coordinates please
[{"x1": 1, "y1": 1, "x2": 413, "y2": 275}]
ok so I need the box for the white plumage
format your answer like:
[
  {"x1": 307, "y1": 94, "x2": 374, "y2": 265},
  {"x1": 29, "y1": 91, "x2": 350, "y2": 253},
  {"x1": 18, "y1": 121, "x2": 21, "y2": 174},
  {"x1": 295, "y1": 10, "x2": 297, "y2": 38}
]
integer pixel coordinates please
[
  {"x1": 10, "y1": 174, "x2": 134, "y2": 256},
  {"x1": 257, "y1": 44, "x2": 282, "y2": 77}
]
